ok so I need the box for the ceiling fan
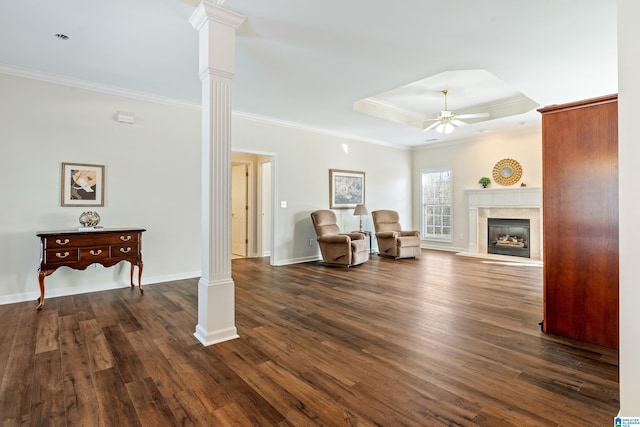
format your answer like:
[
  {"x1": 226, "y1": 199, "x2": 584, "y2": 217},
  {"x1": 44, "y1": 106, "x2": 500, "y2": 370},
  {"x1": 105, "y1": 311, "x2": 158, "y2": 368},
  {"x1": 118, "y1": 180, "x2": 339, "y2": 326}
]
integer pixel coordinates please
[{"x1": 423, "y1": 90, "x2": 490, "y2": 134}]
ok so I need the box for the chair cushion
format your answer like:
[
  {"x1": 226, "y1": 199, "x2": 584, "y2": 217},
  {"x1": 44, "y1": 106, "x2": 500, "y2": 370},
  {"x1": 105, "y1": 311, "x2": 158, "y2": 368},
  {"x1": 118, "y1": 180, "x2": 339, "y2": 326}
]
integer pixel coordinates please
[
  {"x1": 372, "y1": 210, "x2": 401, "y2": 233},
  {"x1": 397, "y1": 235, "x2": 420, "y2": 247},
  {"x1": 350, "y1": 239, "x2": 368, "y2": 252},
  {"x1": 375, "y1": 231, "x2": 397, "y2": 239},
  {"x1": 318, "y1": 235, "x2": 350, "y2": 243},
  {"x1": 311, "y1": 210, "x2": 341, "y2": 237}
]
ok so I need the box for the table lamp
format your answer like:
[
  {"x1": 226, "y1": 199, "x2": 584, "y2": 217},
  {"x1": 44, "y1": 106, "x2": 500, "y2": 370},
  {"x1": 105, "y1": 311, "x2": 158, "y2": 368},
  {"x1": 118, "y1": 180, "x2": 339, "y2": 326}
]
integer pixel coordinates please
[{"x1": 353, "y1": 204, "x2": 369, "y2": 232}]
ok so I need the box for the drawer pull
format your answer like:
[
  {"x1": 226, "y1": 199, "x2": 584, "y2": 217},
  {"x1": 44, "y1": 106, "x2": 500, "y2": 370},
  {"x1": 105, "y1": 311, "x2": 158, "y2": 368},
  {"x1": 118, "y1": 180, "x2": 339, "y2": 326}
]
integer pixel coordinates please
[
  {"x1": 89, "y1": 249, "x2": 103, "y2": 256},
  {"x1": 120, "y1": 235, "x2": 132, "y2": 242},
  {"x1": 56, "y1": 252, "x2": 70, "y2": 259},
  {"x1": 120, "y1": 247, "x2": 132, "y2": 254},
  {"x1": 56, "y1": 239, "x2": 70, "y2": 245}
]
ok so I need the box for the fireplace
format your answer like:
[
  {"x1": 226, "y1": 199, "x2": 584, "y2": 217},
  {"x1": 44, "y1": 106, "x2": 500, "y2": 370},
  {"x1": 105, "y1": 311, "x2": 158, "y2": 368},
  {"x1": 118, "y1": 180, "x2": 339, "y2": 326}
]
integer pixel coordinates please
[
  {"x1": 487, "y1": 218, "x2": 530, "y2": 258},
  {"x1": 465, "y1": 187, "x2": 542, "y2": 260}
]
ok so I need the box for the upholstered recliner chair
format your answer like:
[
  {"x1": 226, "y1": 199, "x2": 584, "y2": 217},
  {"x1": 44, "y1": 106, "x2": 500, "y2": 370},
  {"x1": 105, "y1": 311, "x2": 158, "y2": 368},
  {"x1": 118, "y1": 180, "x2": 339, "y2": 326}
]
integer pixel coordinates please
[
  {"x1": 310, "y1": 210, "x2": 369, "y2": 267},
  {"x1": 372, "y1": 210, "x2": 421, "y2": 259}
]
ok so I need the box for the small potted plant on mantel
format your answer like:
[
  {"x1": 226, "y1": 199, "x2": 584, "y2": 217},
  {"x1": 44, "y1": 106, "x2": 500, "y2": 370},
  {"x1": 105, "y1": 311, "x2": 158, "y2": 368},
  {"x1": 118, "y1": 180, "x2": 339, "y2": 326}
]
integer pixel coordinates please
[{"x1": 478, "y1": 177, "x2": 491, "y2": 188}]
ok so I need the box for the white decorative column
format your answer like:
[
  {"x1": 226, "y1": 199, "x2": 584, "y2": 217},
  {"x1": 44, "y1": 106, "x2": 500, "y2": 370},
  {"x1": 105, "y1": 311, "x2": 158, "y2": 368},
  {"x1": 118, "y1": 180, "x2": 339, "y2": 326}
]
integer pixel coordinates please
[{"x1": 189, "y1": 2, "x2": 245, "y2": 346}]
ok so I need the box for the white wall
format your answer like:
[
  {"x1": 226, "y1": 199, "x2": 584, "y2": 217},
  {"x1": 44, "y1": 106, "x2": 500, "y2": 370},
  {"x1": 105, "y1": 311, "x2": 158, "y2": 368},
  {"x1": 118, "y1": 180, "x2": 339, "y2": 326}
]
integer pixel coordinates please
[
  {"x1": 0, "y1": 73, "x2": 202, "y2": 304},
  {"x1": 0, "y1": 72, "x2": 413, "y2": 303},
  {"x1": 411, "y1": 131, "x2": 542, "y2": 252},
  {"x1": 618, "y1": 0, "x2": 640, "y2": 416}
]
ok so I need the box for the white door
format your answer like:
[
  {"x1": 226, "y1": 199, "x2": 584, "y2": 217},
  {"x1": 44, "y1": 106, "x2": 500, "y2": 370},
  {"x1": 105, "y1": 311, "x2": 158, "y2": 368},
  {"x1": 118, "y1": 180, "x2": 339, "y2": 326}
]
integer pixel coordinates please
[
  {"x1": 231, "y1": 164, "x2": 248, "y2": 257},
  {"x1": 260, "y1": 161, "x2": 272, "y2": 257}
]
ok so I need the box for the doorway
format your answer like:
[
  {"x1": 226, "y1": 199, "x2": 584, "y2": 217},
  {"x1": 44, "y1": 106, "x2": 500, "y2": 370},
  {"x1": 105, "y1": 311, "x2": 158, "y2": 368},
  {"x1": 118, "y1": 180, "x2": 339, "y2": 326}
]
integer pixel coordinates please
[
  {"x1": 231, "y1": 163, "x2": 248, "y2": 257},
  {"x1": 231, "y1": 152, "x2": 274, "y2": 261},
  {"x1": 260, "y1": 161, "x2": 272, "y2": 257}
]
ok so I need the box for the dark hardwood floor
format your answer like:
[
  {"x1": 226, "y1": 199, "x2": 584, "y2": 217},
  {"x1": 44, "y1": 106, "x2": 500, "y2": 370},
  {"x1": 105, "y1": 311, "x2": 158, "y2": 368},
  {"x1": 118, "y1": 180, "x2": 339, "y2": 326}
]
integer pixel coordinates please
[{"x1": 0, "y1": 250, "x2": 619, "y2": 426}]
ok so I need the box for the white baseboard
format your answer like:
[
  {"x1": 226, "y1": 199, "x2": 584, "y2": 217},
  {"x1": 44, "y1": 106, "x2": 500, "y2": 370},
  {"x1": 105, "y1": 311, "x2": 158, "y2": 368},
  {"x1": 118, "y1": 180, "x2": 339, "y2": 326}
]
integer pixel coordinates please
[
  {"x1": 273, "y1": 255, "x2": 321, "y2": 266},
  {"x1": 0, "y1": 271, "x2": 201, "y2": 306},
  {"x1": 455, "y1": 251, "x2": 543, "y2": 266},
  {"x1": 421, "y1": 243, "x2": 468, "y2": 253}
]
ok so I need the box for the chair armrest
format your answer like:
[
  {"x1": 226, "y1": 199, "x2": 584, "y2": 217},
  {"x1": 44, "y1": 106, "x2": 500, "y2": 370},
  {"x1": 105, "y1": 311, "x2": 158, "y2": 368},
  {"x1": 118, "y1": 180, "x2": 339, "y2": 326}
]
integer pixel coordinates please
[
  {"x1": 343, "y1": 232, "x2": 365, "y2": 240},
  {"x1": 375, "y1": 231, "x2": 398, "y2": 239},
  {"x1": 318, "y1": 235, "x2": 350, "y2": 243},
  {"x1": 400, "y1": 230, "x2": 420, "y2": 237}
]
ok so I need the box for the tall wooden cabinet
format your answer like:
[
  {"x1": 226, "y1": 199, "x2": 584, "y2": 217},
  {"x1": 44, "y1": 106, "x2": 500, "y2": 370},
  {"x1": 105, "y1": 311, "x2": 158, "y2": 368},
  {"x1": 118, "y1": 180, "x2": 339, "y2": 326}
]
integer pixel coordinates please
[{"x1": 538, "y1": 94, "x2": 618, "y2": 349}]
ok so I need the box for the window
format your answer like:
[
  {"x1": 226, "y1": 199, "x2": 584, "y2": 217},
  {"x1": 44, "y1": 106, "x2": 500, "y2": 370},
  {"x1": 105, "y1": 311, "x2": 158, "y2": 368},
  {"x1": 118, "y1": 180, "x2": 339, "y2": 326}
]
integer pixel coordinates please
[{"x1": 421, "y1": 169, "x2": 452, "y2": 241}]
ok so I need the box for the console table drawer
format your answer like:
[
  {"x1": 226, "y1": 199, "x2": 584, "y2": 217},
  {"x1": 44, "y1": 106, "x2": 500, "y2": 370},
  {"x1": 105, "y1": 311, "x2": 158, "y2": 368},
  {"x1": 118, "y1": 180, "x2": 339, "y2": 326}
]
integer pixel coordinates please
[
  {"x1": 113, "y1": 233, "x2": 138, "y2": 244},
  {"x1": 44, "y1": 248, "x2": 79, "y2": 264},
  {"x1": 79, "y1": 246, "x2": 111, "y2": 261},
  {"x1": 44, "y1": 233, "x2": 139, "y2": 249},
  {"x1": 111, "y1": 244, "x2": 139, "y2": 258}
]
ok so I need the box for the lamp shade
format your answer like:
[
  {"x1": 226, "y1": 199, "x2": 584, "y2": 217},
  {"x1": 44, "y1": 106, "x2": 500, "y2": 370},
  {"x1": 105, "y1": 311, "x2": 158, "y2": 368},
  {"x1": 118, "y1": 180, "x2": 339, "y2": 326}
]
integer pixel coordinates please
[{"x1": 353, "y1": 204, "x2": 369, "y2": 216}]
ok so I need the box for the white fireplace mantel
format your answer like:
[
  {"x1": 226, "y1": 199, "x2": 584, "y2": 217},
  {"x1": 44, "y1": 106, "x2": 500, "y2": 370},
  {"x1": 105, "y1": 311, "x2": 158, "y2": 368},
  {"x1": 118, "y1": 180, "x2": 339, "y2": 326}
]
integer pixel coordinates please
[
  {"x1": 466, "y1": 187, "x2": 542, "y2": 209},
  {"x1": 465, "y1": 187, "x2": 542, "y2": 260}
]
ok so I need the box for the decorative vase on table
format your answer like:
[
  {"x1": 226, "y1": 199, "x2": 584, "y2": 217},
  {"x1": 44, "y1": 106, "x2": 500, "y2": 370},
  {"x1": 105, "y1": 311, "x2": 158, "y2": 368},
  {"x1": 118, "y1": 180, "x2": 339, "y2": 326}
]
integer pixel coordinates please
[{"x1": 79, "y1": 211, "x2": 101, "y2": 227}]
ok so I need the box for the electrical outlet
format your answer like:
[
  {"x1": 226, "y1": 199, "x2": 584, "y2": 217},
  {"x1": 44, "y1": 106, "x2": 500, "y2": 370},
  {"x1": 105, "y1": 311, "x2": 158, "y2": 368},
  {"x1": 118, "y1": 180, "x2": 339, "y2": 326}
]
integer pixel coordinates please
[
  {"x1": 309, "y1": 238, "x2": 314, "y2": 246},
  {"x1": 459, "y1": 233, "x2": 464, "y2": 240}
]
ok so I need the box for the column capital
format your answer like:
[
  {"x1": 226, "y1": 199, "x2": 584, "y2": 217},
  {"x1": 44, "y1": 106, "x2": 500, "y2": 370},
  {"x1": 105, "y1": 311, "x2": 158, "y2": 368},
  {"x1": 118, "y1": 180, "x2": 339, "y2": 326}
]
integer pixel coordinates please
[
  {"x1": 189, "y1": 2, "x2": 246, "y2": 81},
  {"x1": 189, "y1": 2, "x2": 246, "y2": 32}
]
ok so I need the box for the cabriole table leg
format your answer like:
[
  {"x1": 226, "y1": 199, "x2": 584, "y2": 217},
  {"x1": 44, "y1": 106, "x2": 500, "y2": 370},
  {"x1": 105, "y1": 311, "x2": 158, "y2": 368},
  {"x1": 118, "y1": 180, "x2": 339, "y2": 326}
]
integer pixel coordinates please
[
  {"x1": 37, "y1": 270, "x2": 46, "y2": 310},
  {"x1": 138, "y1": 261, "x2": 144, "y2": 294},
  {"x1": 130, "y1": 261, "x2": 144, "y2": 295}
]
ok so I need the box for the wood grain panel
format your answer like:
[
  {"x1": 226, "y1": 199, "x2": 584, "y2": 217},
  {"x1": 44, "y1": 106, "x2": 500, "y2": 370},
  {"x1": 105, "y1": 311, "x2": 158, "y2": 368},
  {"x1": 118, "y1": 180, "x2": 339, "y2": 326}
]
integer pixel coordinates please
[
  {"x1": 30, "y1": 349, "x2": 65, "y2": 426},
  {"x1": 540, "y1": 95, "x2": 618, "y2": 348},
  {"x1": 59, "y1": 314, "x2": 102, "y2": 427},
  {"x1": 0, "y1": 302, "x2": 39, "y2": 424}
]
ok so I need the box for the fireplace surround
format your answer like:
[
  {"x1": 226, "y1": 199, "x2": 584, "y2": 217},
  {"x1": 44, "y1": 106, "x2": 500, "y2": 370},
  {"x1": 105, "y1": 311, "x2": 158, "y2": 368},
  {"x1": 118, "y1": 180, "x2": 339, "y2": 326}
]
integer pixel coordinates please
[{"x1": 465, "y1": 187, "x2": 542, "y2": 260}]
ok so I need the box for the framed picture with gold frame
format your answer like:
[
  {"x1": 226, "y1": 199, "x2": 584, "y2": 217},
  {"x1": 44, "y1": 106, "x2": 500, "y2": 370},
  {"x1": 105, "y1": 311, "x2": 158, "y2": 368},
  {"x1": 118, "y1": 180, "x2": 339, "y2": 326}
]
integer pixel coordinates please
[
  {"x1": 329, "y1": 169, "x2": 365, "y2": 209},
  {"x1": 61, "y1": 162, "x2": 105, "y2": 207}
]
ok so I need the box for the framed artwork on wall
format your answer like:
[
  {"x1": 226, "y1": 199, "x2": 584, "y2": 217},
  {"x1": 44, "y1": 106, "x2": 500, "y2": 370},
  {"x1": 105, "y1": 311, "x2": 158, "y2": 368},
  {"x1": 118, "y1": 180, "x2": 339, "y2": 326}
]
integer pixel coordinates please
[
  {"x1": 329, "y1": 169, "x2": 365, "y2": 209},
  {"x1": 61, "y1": 162, "x2": 105, "y2": 207}
]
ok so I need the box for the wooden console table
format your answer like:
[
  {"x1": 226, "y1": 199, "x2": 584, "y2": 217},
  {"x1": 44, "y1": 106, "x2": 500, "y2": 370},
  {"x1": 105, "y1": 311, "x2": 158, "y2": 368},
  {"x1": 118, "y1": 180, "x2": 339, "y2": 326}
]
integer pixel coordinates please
[{"x1": 36, "y1": 228, "x2": 146, "y2": 310}]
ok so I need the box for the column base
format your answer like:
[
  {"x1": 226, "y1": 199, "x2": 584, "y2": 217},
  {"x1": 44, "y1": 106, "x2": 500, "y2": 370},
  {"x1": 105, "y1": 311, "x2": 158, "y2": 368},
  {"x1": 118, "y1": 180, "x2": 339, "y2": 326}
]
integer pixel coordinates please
[
  {"x1": 194, "y1": 324, "x2": 239, "y2": 346},
  {"x1": 195, "y1": 276, "x2": 238, "y2": 346}
]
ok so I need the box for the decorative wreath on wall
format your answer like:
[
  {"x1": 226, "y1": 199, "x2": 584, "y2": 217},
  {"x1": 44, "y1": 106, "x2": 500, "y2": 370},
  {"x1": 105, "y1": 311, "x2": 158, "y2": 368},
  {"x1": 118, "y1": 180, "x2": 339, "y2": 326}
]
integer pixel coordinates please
[{"x1": 492, "y1": 158, "x2": 523, "y2": 186}]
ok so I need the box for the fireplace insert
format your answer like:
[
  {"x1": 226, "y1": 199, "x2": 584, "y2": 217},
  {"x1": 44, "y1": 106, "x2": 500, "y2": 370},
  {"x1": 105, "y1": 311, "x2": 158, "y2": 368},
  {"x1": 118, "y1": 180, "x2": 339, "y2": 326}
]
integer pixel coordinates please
[{"x1": 488, "y1": 218, "x2": 530, "y2": 258}]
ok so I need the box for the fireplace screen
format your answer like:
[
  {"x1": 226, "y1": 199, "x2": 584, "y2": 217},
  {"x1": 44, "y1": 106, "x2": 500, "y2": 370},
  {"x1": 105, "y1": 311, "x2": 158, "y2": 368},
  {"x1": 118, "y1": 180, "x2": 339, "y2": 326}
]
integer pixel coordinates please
[{"x1": 487, "y1": 218, "x2": 530, "y2": 258}]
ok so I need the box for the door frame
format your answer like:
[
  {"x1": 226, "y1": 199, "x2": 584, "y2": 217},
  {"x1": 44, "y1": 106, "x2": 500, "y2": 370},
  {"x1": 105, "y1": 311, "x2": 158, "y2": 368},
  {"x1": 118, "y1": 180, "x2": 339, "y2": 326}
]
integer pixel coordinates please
[{"x1": 231, "y1": 150, "x2": 276, "y2": 264}]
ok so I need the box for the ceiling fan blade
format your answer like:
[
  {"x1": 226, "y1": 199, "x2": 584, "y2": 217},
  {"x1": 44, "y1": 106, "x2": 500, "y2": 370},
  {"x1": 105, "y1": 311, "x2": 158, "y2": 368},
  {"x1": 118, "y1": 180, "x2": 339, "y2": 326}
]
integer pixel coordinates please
[
  {"x1": 451, "y1": 119, "x2": 468, "y2": 127},
  {"x1": 423, "y1": 121, "x2": 440, "y2": 132},
  {"x1": 456, "y1": 112, "x2": 490, "y2": 119}
]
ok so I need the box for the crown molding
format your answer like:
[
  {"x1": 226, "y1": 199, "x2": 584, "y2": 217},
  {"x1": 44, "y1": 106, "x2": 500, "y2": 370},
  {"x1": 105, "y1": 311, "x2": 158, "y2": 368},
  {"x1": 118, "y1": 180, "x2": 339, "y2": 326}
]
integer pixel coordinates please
[
  {"x1": 0, "y1": 63, "x2": 201, "y2": 111},
  {"x1": 412, "y1": 123, "x2": 541, "y2": 151},
  {"x1": 0, "y1": 63, "x2": 410, "y2": 149},
  {"x1": 232, "y1": 111, "x2": 410, "y2": 150}
]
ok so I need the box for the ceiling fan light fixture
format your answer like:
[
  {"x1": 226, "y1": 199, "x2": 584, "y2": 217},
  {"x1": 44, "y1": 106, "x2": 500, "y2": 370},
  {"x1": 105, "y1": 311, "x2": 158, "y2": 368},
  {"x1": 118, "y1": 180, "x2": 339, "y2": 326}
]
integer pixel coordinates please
[
  {"x1": 425, "y1": 89, "x2": 489, "y2": 134},
  {"x1": 435, "y1": 121, "x2": 454, "y2": 134}
]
